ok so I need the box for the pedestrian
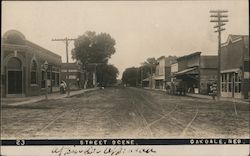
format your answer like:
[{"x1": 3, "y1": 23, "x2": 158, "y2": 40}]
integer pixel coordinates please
[{"x1": 60, "y1": 81, "x2": 67, "y2": 94}]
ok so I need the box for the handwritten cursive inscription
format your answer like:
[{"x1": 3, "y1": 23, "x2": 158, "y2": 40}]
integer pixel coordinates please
[{"x1": 51, "y1": 146, "x2": 156, "y2": 156}]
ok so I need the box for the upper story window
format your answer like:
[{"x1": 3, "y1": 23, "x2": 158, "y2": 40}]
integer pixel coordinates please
[{"x1": 31, "y1": 60, "x2": 37, "y2": 84}]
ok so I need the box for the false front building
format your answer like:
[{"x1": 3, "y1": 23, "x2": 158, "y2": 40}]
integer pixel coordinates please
[
  {"x1": 1, "y1": 30, "x2": 62, "y2": 97},
  {"x1": 220, "y1": 35, "x2": 249, "y2": 99},
  {"x1": 173, "y1": 52, "x2": 218, "y2": 94}
]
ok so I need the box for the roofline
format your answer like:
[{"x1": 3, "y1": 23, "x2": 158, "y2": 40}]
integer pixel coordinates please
[
  {"x1": 157, "y1": 56, "x2": 165, "y2": 60},
  {"x1": 200, "y1": 55, "x2": 218, "y2": 57},
  {"x1": 177, "y1": 52, "x2": 201, "y2": 60},
  {"x1": 26, "y1": 40, "x2": 61, "y2": 58},
  {"x1": 221, "y1": 34, "x2": 249, "y2": 47}
]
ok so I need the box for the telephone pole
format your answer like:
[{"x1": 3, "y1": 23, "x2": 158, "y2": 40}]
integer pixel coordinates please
[
  {"x1": 210, "y1": 10, "x2": 228, "y2": 99},
  {"x1": 52, "y1": 37, "x2": 76, "y2": 97}
]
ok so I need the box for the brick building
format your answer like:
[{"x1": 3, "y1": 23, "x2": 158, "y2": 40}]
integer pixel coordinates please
[
  {"x1": 174, "y1": 52, "x2": 218, "y2": 94},
  {"x1": 1, "y1": 30, "x2": 62, "y2": 97},
  {"x1": 220, "y1": 35, "x2": 249, "y2": 99}
]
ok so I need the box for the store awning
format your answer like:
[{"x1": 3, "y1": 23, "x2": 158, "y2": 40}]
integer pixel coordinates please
[
  {"x1": 175, "y1": 67, "x2": 198, "y2": 76},
  {"x1": 142, "y1": 77, "x2": 150, "y2": 82},
  {"x1": 153, "y1": 75, "x2": 164, "y2": 80}
]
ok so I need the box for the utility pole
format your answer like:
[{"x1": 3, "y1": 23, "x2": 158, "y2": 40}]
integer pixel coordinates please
[
  {"x1": 210, "y1": 10, "x2": 228, "y2": 100},
  {"x1": 52, "y1": 37, "x2": 76, "y2": 97}
]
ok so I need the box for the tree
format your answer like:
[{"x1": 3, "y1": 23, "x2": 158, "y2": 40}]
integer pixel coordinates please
[
  {"x1": 122, "y1": 67, "x2": 139, "y2": 87},
  {"x1": 96, "y1": 64, "x2": 119, "y2": 87},
  {"x1": 72, "y1": 31, "x2": 116, "y2": 65},
  {"x1": 139, "y1": 57, "x2": 158, "y2": 81},
  {"x1": 72, "y1": 31, "x2": 117, "y2": 87}
]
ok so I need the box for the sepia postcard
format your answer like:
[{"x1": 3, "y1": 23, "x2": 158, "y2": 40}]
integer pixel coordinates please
[{"x1": 1, "y1": 0, "x2": 249, "y2": 155}]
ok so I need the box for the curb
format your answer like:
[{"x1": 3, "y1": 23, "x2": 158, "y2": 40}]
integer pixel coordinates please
[{"x1": 3, "y1": 88, "x2": 99, "y2": 106}]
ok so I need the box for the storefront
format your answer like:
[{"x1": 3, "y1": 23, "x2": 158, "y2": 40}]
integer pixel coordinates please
[
  {"x1": 1, "y1": 30, "x2": 62, "y2": 97},
  {"x1": 220, "y1": 34, "x2": 249, "y2": 99},
  {"x1": 221, "y1": 69, "x2": 242, "y2": 98}
]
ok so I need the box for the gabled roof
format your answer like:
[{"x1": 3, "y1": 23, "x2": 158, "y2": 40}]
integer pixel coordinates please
[{"x1": 221, "y1": 34, "x2": 249, "y2": 47}]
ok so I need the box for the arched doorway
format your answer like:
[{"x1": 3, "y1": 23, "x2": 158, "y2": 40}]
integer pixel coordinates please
[{"x1": 7, "y1": 57, "x2": 23, "y2": 94}]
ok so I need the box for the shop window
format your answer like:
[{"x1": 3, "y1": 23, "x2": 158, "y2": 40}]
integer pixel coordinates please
[
  {"x1": 31, "y1": 60, "x2": 37, "y2": 84},
  {"x1": 221, "y1": 73, "x2": 228, "y2": 92},
  {"x1": 41, "y1": 71, "x2": 45, "y2": 88},
  {"x1": 52, "y1": 72, "x2": 56, "y2": 86},
  {"x1": 234, "y1": 73, "x2": 241, "y2": 93},
  {"x1": 47, "y1": 71, "x2": 51, "y2": 80},
  {"x1": 56, "y1": 73, "x2": 60, "y2": 86},
  {"x1": 228, "y1": 73, "x2": 233, "y2": 92}
]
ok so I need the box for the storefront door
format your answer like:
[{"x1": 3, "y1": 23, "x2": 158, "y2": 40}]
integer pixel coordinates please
[
  {"x1": 8, "y1": 71, "x2": 22, "y2": 94},
  {"x1": 6, "y1": 57, "x2": 23, "y2": 95}
]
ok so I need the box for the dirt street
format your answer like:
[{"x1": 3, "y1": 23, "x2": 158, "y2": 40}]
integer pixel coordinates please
[{"x1": 1, "y1": 87, "x2": 249, "y2": 139}]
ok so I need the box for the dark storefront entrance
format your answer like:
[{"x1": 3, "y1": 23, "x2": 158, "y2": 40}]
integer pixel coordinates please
[
  {"x1": 8, "y1": 71, "x2": 22, "y2": 94},
  {"x1": 6, "y1": 57, "x2": 23, "y2": 95}
]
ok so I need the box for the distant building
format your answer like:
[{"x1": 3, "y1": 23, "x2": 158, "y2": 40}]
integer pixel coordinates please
[
  {"x1": 61, "y1": 63, "x2": 85, "y2": 90},
  {"x1": 220, "y1": 35, "x2": 249, "y2": 99},
  {"x1": 1, "y1": 30, "x2": 62, "y2": 97},
  {"x1": 153, "y1": 56, "x2": 177, "y2": 90},
  {"x1": 153, "y1": 56, "x2": 165, "y2": 89},
  {"x1": 165, "y1": 58, "x2": 178, "y2": 86},
  {"x1": 174, "y1": 52, "x2": 218, "y2": 94}
]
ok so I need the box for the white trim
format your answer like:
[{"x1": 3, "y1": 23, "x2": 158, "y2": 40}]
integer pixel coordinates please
[
  {"x1": 221, "y1": 36, "x2": 243, "y2": 47},
  {"x1": 220, "y1": 68, "x2": 241, "y2": 73}
]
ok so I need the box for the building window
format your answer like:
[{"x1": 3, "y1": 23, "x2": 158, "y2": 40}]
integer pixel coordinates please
[
  {"x1": 51, "y1": 72, "x2": 55, "y2": 87},
  {"x1": 221, "y1": 73, "x2": 228, "y2": 92},
  {"x1": 31, "y1": 60, "x2": 37, "y2": 84},
  {"x1": 41, "y1": 70, "x2": 45, "y2": 88},
  {"x1": 56, "y1": 73, "x2": 60, "y2": 86},
  {"x1": 228, "y1": 73, "x2": 233, "y2": 92},
  {"x1": 51, "y1": 67, "x2": 60, "y2": 87},
  {"x1": 234, "y1": 73, "x2": 241, "y2": 93}
]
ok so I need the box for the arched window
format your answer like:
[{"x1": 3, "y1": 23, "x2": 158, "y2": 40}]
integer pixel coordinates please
[
  {"x1": 7, "y1": 57, "x2": 22, "y2": 70},
  {"x1": 31, "y1": 60, "x2": 37, "y2": 84}
]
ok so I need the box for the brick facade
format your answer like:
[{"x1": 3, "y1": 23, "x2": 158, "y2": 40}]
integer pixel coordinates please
[
  {"x1": 1, "y1": 30, "x2": 62, "y2": 97},
  {"x1": 220, "y1": 35, "x2": 249, "y2": 99}
]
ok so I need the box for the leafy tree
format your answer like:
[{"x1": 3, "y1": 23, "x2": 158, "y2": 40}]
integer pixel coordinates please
[
  {"x1": 137, "y1": 57, "x2": 158, "y2": 83},
  {"x1": 72, "y1": 31, "x2": 117, "y2": 87},
  {"x1": 122, "y1": 67, "x2": 139, "y2": 86},
  {"x1": 96, "y1": 64, "x2": 119, "y2": 87},
  {"x1": 142, "y1": 57, "x2": 158, "y2": 74},
  {"x1": 72, "y1": 31, "x2": 116, "y2": 65}
]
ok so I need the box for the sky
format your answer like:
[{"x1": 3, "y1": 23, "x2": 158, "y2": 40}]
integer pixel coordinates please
[{"x1": 2, "y1": 1, "x2": 249, "y2": 78}]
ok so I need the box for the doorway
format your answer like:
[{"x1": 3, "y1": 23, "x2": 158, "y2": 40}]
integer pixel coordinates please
[
  {"x1": 6, "y1": 57, "x2": 23, "y2": 95},
  {"x1": 8, "y1": 71, "x2": 22, "y2": 94}
]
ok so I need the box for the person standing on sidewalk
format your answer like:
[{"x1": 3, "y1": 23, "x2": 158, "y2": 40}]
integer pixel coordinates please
[{"x1": 60, "y1": 81, "x2": 67, "y2": 94}]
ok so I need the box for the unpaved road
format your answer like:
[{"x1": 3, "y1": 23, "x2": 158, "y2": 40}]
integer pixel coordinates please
[{"x1": 1, "y1": 87, "x2": 249, "y2": 139}]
